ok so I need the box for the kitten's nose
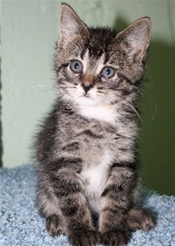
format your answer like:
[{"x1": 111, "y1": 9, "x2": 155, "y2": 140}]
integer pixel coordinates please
[{"x1": 82, "y1": 82, "x2": 92, "y2": 93}]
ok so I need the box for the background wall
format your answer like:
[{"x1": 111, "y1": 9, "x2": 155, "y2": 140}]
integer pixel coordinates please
[{"x1": 1, "y1": 0, "x2": 175, "y2": 195}]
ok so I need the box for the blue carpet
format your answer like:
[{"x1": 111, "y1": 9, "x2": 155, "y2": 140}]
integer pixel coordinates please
[{"x1": 0, "y1": 164, "x2": 175, "y2": 246}]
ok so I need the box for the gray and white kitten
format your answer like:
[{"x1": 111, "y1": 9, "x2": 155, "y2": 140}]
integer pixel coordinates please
[{"x1": 35, "y1": 3, "x2": 154, "y2": 246}]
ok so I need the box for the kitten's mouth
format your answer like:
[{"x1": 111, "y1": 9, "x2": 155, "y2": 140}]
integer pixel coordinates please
[
  {"x1": 77, "y1": 91, "x2": 95, "y2": 102},
  {"x1": 81, "y1": 92, "x2": 90, "y2": 98},
  {"x1": 78, "y1": 93, "x2": 94, "y2": 101},
  {"x1": 83, "y1": 93, "x2": 94, "y2": 100}
]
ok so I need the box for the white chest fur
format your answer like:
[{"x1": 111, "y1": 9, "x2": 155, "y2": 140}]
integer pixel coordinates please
[
  {"x1": 79, "y1": 105, "x2": 117, "y2": 125},
  {"x1": 81, "y1": 150, "x2": 113, "y2": 214}
]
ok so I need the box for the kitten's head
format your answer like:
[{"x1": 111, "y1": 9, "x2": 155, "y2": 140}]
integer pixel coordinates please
[{"x1": 55, "y1": 4, "x2": 151, "y2": 108}]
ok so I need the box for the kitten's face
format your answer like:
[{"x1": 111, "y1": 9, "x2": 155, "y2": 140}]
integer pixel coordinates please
[
  {"x1": 58, "y1": 43, "x2": 122, "y2": 107},
  {"x1": 55, "y1": 4, "x2": 151, "y2": 108},
  {"x1": 63, "y1": 51, "x2": 115, "y2": 106}
]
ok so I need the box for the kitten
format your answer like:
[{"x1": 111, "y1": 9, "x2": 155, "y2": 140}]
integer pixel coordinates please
[{"x1": 35, "y1": 3, "x2": 154, "y2": 246}]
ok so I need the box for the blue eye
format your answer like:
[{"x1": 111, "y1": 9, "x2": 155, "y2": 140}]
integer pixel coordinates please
[
  {"x1": 70, "y1": 60, "x2": 83, "y2": 73},
  {"x1": 101, "y1": 67, "x2": 115, "y2": 79}
]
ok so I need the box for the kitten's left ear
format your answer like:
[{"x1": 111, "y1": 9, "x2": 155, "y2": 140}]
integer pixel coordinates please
[
  {"x1": 117, "y1": 18, "x2": 151, "y2": 61},
  {"x1": 58, "y1": 3, "x2": 88, "y2": 45}
]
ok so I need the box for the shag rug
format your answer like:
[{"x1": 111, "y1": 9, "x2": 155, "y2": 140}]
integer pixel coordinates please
[{"x1": 0, "y1": 164, "x2": 175, "y2": 246}]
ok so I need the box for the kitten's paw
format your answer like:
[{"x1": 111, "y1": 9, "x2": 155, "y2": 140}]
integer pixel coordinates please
[
  {"x1": 46, "y1": 215, "x2": 66, "y2": 236},
  {"x1": 69, "y1": 230, "x2": 99, "y2": 246},
  {"x1": 100, "y1": 231, "x2": 129, "y2": 246},
  {"x1": 127, "y1": 208, "x2": 155, "y2": 231}
]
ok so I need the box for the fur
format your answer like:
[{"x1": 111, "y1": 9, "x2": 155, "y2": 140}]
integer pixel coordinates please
[{"x1": 34, "y1": 3, "x2": 154, "y2": 246}]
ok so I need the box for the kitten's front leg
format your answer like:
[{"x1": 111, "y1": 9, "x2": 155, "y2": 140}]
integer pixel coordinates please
[
  {"x1": 62, "y1": 194, "x2": 98, "y2": 246},
  {"x1": 99, "y1": 166, "x2": 136, "y2": 246},
  {"x1": 50, "y1": 167, "x2": 98, "y2": 246}
]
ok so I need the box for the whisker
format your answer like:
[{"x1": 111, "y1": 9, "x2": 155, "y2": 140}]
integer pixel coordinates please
[
  {"x1": 142, "y1": 99, "x2": 157, "y2": 131},
  {"x1": 30, "y1": 85, "x2": 46, "y2": 88},
  {"x1": 97, "y1": 87, "x2": 104, "y2": 90},
  {"x1": 30, "y1": 86, "x2": 56, "y2": 94},
  {"x1": 122, "y1": 100, "x2": 142, "y2": 121},
  {"x1": 97, "y1": 91, "x2": 105, "y2": 94},
  {"x1": 133, "y1": 86, "x2": 144, "y2": 96}
]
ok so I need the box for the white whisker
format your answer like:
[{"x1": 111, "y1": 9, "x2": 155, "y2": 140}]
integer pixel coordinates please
[
  {"x1": 122, "y1": 100, "x2": 142, "y2": 121},
  {"x1": 142, "y1": 99, "x2": 157, "y2": 131},
  {"x1": 134, "y1": 86, "x2": 144, "y2": 96},
  {"x1": 31, "y1": 85, "x2": 45, "y2": 88}
]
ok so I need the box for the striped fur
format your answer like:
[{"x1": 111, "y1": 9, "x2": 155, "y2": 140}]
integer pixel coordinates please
[{"x1": 35, "y1": 3, "x2": 154, "y2": 246}]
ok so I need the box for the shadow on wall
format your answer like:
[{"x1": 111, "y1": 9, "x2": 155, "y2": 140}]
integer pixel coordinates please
[
  {"x1": 140, "y1": 40, "x2": 175, "y2": 196},
  {"x1": 114, "y1": 17, "x2": 175, "y2": 195}
]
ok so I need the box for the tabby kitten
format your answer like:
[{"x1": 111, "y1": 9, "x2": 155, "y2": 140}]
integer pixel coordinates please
[{"x1": 35, "y1": 3, "x2": 154, "y2": 246}]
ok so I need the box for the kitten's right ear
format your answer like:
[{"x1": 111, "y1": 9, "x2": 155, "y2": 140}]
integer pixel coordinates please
[{"x1": 58, "y1": 3, "x2": 88, "y2": 45}]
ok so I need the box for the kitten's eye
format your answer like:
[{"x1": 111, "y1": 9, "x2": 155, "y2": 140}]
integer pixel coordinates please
[
  {"x1": 70, "y1": 60, "x2": 83, "y2": 73},
  {"x1": 100, "y1": 67, "x2": 115, "y2": 79}
]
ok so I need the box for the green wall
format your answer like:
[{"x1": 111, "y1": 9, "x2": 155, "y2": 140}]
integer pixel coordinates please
[{"x1": 1, "y1": 0, "x2": 175, "y2": 195}]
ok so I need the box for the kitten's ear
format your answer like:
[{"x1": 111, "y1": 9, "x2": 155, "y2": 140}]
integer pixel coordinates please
[
  {"x1": 117, "y1": 18, "x2": 151, "y2": 61},
  {"x1": 59, "y1": 3, "x2": 88, "y2": 45}
]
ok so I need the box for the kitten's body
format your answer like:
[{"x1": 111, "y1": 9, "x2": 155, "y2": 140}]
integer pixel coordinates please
[{"x1": 35, "y1": 4, "x2": 154, "y2": 246}]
